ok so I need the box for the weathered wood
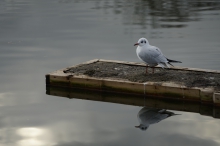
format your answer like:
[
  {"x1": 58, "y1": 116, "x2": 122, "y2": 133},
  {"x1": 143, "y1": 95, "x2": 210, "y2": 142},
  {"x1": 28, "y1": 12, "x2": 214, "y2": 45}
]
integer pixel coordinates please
[
  {"x1": 214, "y1": 92, "x2": 220, "y2": 106},
  {"x1": 46, "y1": 59, "x2": 220, "y2": 106}
]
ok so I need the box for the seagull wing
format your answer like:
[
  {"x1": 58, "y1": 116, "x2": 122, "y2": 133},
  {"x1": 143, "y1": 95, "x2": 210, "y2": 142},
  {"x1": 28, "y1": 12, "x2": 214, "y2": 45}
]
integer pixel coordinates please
[
  {"x1": 139, "y1": 45, "x2": 169, "y2": 67},
  {"x1": 151, "y1": 46, "x2": 168, "y2": 62}
]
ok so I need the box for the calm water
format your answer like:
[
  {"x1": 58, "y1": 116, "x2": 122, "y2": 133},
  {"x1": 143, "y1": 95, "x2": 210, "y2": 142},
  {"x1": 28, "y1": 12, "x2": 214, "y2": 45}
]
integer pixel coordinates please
[{"x1": 0, "y1": 0, "x2": 220, "y2": 145}]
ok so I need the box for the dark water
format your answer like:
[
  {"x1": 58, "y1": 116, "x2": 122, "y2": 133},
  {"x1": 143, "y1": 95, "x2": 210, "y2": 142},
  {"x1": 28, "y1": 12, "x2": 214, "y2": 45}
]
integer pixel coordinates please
[{"x1": 0, "y1": 0, "x2": 220, "y2": 145}]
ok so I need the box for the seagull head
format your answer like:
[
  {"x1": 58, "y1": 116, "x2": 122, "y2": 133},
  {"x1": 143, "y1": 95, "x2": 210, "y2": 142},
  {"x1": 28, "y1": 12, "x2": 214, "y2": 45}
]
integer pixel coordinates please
[
  {"x1": 134, "y1": 38, "x2": 149, "y2": 47},
  {"x1": 135, "y1": 124, "x2": 149, "y2": 131}
]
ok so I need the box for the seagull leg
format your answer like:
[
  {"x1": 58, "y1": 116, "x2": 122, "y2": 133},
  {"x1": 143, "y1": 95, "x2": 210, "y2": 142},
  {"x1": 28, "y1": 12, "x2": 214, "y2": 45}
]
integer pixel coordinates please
[{"x1": 152, "y1": 67, "x2": 155, "y2": 74}]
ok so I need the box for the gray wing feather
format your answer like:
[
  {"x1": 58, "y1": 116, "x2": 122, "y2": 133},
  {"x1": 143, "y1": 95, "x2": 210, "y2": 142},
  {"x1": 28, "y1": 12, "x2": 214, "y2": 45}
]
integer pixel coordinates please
[
  {"x1": 139, "y1": 46, "x2": 168, "y2": 64},
  {"x1": 136, "y1": 45, "x2": 170, "y2": 68}
]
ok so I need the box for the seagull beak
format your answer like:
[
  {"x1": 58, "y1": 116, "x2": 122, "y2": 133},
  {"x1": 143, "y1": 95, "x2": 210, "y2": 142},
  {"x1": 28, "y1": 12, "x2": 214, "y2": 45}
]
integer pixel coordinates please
[{"x1": 134, "y1": 43, "x2": 139, "y2": 46}]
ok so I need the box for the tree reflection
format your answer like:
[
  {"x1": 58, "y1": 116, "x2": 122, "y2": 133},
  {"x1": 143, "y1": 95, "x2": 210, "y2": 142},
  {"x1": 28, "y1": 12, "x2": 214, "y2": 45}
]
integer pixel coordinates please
[{"x1": 90, "y1": 0, "x2": 220, "y2": 28}]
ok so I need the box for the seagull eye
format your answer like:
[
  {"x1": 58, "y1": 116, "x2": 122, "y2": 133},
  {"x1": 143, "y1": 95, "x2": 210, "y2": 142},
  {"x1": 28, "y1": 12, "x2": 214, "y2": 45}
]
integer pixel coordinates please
[
  {"x1": 144, "y1": 41, "x2": 146, "y2": 43},
  {"x1": 141, "y1": 41, "x2": 143, "y2": 43}
]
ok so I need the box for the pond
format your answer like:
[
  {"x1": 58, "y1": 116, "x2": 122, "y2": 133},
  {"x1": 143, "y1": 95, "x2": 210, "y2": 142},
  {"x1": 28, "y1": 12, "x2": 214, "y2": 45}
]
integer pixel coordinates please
[{"x1": 0, "y1": 0, "x2": 220, "y2": 146}]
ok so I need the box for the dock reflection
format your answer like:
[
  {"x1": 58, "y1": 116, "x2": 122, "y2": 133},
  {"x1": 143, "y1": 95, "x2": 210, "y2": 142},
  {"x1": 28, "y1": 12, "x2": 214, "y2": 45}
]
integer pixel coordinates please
[
  {"x1": 46, "y1": 86, "x2": 220, "y2": 119},
  {"x1": 135, "y1": 107, "x2": 180, "y2": 131}
]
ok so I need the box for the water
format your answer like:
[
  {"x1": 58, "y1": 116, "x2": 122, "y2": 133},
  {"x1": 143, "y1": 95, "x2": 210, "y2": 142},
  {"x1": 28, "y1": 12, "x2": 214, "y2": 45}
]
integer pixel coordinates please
[{"x1": 0, "y1": 0, "x2": 220, "y2": 145}]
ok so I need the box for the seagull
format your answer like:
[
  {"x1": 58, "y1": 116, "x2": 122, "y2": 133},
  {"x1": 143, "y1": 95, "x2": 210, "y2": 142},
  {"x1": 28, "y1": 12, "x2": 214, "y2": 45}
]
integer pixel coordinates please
[
  {"x1": 134, "y1": 38, "x2": 182, "y2": 73},
  {"x1": 135, "y1": 107, "x2": 180, "y2": 131}
]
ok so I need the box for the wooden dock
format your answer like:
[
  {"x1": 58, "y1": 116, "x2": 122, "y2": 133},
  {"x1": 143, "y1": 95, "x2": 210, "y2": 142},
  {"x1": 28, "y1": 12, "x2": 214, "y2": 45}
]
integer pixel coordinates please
[{"x1": 46, "y1": 59, "x2": 220, "y2": 106}]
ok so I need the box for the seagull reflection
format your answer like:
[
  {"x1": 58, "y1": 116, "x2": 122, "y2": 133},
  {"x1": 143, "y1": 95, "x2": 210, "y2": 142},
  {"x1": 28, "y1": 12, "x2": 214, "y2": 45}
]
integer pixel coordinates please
[{"x1": 135, "y1": 107, "x2": 180, "y2": 131}]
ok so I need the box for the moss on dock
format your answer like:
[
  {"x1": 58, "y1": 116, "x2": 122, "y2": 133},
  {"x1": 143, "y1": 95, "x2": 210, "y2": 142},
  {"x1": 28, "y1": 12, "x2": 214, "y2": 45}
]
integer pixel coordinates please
[{"x1": 64, "y1": 62, "x2": 220, "y2": 90}]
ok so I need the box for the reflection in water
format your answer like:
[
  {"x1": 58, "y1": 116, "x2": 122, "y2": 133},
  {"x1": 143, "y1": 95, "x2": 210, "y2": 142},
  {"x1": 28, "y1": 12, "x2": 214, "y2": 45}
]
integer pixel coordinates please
[
  {"x1": 91, "y1": 0, "x2": 220, "y2": 29},
  {"x1": 0, "y1": 0, "x2": 220, "y2": 145},
  {"x1": 56, "y1": 0, "x2": 220, "y2": 28},
  {"x1": 47, "y1": 86, "x2": 220, "y2": 119},
  {"x1": 16, "y1": 127, "x2": 52, "y2": 146},
  {"x1": 135, "y1": 107, "x2": 180, "y2": 131}
]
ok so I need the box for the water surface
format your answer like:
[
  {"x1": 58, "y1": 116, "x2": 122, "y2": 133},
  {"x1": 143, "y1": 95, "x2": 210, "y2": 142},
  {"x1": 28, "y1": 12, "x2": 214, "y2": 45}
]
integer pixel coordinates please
[{"x1": 0, "y1": 0, "x2": 220, "y2": 146}]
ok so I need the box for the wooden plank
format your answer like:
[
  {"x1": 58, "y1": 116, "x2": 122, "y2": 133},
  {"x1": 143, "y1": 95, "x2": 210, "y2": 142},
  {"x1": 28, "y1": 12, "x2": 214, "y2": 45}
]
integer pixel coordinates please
[{"x1": 214, "y1": 92, "x2": 220, "y2": 106}]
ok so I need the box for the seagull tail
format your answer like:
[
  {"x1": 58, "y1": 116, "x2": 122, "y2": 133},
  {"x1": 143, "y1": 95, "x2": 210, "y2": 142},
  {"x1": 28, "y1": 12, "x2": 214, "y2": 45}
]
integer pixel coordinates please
[{"x1": 166, "y1": 58, "x2": 182, "y2": 63}]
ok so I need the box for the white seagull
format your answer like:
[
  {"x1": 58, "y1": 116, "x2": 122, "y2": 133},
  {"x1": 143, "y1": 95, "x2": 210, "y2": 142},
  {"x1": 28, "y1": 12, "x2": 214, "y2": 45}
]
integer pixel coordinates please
[{"x1": 134, "y1": 38, "x2": 182, "y2": 73}]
